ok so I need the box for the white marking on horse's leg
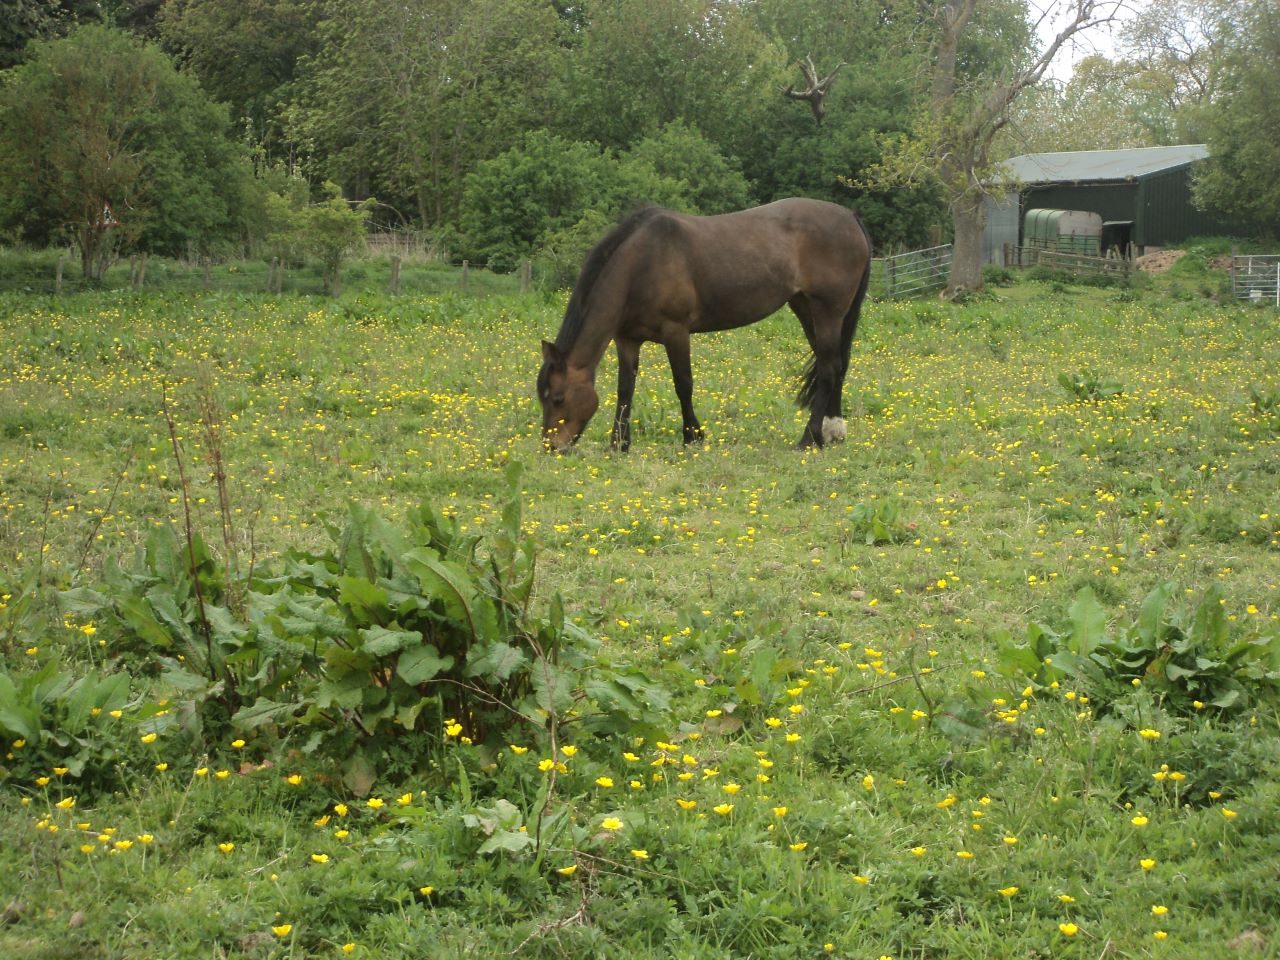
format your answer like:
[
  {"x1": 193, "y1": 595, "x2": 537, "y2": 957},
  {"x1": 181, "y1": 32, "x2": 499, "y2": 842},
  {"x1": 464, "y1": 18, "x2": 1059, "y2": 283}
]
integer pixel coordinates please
[{"x1": 822, "y1": 416, "x2": 847, "y2": 445}]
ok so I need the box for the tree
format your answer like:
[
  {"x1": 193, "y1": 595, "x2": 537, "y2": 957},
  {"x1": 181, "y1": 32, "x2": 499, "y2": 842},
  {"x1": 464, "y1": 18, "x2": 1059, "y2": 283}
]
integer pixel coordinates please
[
  {"x1": 1191, "y1": 0, "x2": 1280, "y2": 230},
  {"x1": 0, "y1": 24, "x2": 253, "y2": 279},
  {"x1": 157, "y1": 0, "x2": 320, "y2": 151},
  {"x1": 287, "y1": 0, "x2": 562, "y2": 228},
  {"x1": 563, "y1": 0, "x2": 783, "y2": 154},
  {"x1": 0, "y1": 0, "x2": 103, "y2": 68},
  {"x1": 860, "y1": 0, "x2": 1121, "y2": 289},
  {"x1": 1001, "y1": 55, "x2": 1175, "y2": 154},
  {"x1": 623, "y1": 122, "x2": 752, "y2": 214},
  {"x1": 743, "y1": 0, "x2": 950, "y2": 249},
  {"x1": 1118, "y1": 0, "x2": 1231, "y2": 112}
]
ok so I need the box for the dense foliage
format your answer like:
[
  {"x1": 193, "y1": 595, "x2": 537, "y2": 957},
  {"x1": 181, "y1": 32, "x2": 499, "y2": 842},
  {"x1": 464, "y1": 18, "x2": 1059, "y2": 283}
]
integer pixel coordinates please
[
  {"x1": 0, "y1": 25, "x2": 253, "y2": 275},
  {"x1": 3, "y1": 0, "x2": 1276, "y2": 279},
  {"x1": 1192, "y1": 0, "x2": 1280, "y2": 228}
]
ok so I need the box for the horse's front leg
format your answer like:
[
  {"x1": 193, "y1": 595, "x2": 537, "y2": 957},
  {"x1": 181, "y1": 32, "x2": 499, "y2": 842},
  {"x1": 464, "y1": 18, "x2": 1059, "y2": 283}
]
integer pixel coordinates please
[
  {"x1": 664, "y1": 332, "x2": 704, "y2": 444},
  {"x1": 611, "y1": 337, "x2": 641, "y2": 452}
]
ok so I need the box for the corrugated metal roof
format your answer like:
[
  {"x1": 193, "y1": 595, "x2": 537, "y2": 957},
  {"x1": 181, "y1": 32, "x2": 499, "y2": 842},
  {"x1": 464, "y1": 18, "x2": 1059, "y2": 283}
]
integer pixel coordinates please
[{"x1": 1000, "y1": 145, "x2": 1209, "y2": 184}]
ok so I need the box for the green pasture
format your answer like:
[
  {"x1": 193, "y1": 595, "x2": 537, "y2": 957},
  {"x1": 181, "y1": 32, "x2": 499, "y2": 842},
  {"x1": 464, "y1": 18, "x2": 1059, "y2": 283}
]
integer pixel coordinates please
[{"x1": 1, "y1": 278, "x2": 1278, "y2": 959}]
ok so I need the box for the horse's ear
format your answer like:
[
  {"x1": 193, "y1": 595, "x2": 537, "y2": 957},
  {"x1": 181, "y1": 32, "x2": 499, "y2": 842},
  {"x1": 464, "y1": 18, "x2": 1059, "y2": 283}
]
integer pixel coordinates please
[{"x1": 542, "y1": 340, "x2": 565, "y2": 369}]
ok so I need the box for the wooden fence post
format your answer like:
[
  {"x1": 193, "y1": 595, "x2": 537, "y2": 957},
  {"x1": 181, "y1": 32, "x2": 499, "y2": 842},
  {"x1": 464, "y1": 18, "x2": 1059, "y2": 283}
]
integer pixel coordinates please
[
  {"x1": 203, "y1": 258, "x2": 212, "y2": 291},
  {"x1": 55, "y1": 257, "x2": 65, "y2": 295},
  {"x1": 389, "y1": 255, "x2": 402, "y2": 295},
  {"x1": 520, "y1": 259, "x2": 531, "y2": 294},
  {"x1": 461, "y1": 260, "x2": 470, "y2": 294}
]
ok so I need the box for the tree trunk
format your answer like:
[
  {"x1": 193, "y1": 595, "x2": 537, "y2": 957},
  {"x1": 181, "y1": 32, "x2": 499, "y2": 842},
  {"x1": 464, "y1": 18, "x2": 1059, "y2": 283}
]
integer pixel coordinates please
[{"x1": 949, "y1": 196, "x2": 986, "y2": 290}]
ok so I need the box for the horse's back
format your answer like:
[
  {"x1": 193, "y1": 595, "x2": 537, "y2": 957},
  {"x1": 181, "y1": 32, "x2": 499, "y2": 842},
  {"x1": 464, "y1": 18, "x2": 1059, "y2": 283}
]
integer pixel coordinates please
[{"x1": 619, "y1": 199, "x2": 868, "y2": 332}]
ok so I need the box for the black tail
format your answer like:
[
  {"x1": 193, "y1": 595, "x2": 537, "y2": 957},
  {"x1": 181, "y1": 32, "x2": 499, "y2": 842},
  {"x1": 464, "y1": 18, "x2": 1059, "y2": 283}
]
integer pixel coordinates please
[{"x1": 797, "y1": 216, "x2": 872, "y2": 409}]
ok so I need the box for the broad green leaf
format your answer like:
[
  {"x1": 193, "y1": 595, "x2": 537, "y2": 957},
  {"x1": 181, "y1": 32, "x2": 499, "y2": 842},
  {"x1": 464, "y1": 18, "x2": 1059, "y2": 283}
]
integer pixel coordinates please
[
  {"x1": 404, "y1": 550, "x2": 474, "y2": 628},
  {"x1": 232, "y1": 697, "x2": 303, "y2": 729},
  {"x1": 478, "y1": 830, "x2": 535, "y2": 856},
  {"x1": 342, "y1": 750, "x2": 378, "y2": 796},
  {"x1": 398, "y1": 644, "x2": 454, "y2": 685},
  {"x1": 116, "y1": 594, "x2": 175, "y2": 649},
  {"x1": 338, "y1": 576, "x2": 391, "y2": 625},
  {"x1": 1136, "y1": 581, "x2": 1176, "y2": 646},
  {"x1": 360, "y1": 625, "x2": 421, "y2": 657},
  {"x1": 466, "y1": 641, "x2": 526, "y2": 681},
  {"x1": 1068, "y1": 588, "x2": 1107, "y2": 656},
  {"x1": 935, "y1": 700, "x2": 987, "y2": 742},
  {"x1": 0, "y1": 674, "x2": 39, "y2": 741}
]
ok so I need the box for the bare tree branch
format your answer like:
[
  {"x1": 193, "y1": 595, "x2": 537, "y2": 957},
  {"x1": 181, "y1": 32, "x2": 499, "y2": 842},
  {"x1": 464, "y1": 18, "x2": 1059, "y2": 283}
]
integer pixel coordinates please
[{"x1": 783, "y1": 54, "x2": 846, "y2": 125}]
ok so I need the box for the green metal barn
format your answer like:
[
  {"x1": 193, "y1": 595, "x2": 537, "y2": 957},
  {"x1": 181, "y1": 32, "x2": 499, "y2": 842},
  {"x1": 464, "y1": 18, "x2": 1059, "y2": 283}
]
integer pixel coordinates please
[{"x1": 982, "y1": 145, "x2": 1234, "y2": 262}]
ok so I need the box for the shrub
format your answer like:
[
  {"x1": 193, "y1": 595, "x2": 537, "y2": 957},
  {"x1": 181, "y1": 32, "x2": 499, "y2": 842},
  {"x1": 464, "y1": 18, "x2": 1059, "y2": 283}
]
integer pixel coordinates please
[
  {"x1": 58, "y1": 464, "x2": 674, "y2": 792},
  {"x1": 995, "y1": 583, "x2": 1280, "y2": 718}
]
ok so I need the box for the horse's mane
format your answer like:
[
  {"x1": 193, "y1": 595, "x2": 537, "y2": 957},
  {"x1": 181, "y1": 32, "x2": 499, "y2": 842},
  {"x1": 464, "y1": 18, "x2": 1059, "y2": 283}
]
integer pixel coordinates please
[{"x1": 554, "y1": 207, "x2": 664, "y2": 352}]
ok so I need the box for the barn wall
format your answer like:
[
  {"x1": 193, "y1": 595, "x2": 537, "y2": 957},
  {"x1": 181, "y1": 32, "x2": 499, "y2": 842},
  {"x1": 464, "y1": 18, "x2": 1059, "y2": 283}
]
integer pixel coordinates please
[
  {"x1": 1020, "y1": 182, "x2": 1139, "y2": 229},
  {"x1": 1016, "y1": 163, "x2": 1239, "y2": 251},
  {"x1": 1138, "y1": 165, "x2": 1235, "y2": 246}
]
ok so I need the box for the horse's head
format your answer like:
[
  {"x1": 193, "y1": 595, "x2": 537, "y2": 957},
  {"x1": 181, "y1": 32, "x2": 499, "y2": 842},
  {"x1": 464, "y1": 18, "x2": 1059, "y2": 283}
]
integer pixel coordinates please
[{"x1": 537, "y1": 341, "x2": 598, "y2": 452}]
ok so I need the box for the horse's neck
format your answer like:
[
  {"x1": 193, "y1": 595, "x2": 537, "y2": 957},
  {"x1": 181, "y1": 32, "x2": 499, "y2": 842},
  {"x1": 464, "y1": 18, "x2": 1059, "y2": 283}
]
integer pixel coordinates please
[{"x1": 565, "y1": 310, "x2": 618, "y2": 380}]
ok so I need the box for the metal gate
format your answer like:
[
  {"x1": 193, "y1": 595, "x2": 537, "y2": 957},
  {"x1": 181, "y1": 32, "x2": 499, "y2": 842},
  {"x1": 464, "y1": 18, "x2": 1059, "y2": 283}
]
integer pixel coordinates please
[
  {"x1": 879, "y1": 244, "x2": 952, "y2": 298},
  {"x1": 1232, "y1": 255, "x2": 1280, "y2": 304}
]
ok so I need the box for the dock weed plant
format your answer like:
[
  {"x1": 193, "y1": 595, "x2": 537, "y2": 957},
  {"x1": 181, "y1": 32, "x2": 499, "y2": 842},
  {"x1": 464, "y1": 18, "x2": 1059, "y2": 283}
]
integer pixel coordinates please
[{"x1": 0, "y1": 274, "x2": 1278, "y2": 958}]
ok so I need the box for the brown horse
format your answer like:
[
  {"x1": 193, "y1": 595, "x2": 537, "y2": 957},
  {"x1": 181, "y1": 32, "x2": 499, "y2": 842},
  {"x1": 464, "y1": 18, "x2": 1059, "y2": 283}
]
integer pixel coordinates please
[{"x1": 537, "y1": 198, "x2": 872, "y2": 452}]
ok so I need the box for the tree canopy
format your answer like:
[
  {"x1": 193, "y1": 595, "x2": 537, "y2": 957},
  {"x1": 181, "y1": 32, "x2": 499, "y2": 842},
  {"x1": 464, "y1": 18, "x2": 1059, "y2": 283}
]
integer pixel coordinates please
[
  {"x1": 0, "y1": 24, "x2": 253, "y2": 277},
  {"x1": 0, "y1": 0, "x2": 1272, "y2": 281}
]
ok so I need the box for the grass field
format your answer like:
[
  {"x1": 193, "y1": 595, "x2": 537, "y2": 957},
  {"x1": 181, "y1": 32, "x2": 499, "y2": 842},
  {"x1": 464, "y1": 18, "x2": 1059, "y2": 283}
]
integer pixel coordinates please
[{"x1": 1, "y1": 275, "x2": 1278, "y2": 959}]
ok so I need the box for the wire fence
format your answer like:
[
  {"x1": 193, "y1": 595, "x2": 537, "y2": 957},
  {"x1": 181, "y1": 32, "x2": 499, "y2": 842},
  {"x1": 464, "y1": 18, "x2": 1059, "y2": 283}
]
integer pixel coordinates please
[
  {"x1": 1231, "y1": 255, "x2": 1280, "y2": 305},
  {"x1": 875, "y1": 244, "x2": 953, "y2": 299}
]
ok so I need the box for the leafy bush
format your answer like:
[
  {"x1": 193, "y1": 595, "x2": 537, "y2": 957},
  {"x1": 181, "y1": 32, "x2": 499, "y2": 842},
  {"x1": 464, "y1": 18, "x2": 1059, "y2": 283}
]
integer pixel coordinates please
[
  {"x1": 1058, "y1": 369, "x2": 1124, "y2": 403},
  {"x1": 982, "y1": 264, "x2": 1016, "y2": 287},
  {"x1": 456, "y1": 127, "x2": 751, "y2": 276},
  {"x1": 58, "y1": 464, "x2": 674, "y2": 792},
  {"x1": 995, "y1": 583, "x2": 1280, "y2": 718},
  {"x1": 0, "y1": 661, "x2": 138, "y2": 784}
]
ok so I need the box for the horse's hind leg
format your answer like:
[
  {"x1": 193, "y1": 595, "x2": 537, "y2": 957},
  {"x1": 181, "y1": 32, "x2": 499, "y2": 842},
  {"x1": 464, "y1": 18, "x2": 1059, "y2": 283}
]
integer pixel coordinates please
[
  {"x1": 611, "y1": 337, "x2": 641, "y2": 452},
  {"x1": 798, "y1": 356, "x2": 842, "y2": 448},
  {"x1": 664, "y1": 331, "x2": 704, "y2": 444},
  {"x1": 790, "y1": 295, "x2": 845, "y2": 448}
]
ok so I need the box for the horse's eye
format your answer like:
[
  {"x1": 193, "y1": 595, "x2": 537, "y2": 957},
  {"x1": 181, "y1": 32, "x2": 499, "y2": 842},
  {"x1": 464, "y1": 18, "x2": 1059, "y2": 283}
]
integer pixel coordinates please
[{"x1": 552, "y1": 395, "x2": 565, "y2": 406}]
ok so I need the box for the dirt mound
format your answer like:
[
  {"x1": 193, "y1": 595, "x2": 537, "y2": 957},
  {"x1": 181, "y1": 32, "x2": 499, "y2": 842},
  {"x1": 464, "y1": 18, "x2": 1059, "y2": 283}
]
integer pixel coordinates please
[{"x1": 1135, "y1": 249, "x2": 1185, "y2": 273}]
